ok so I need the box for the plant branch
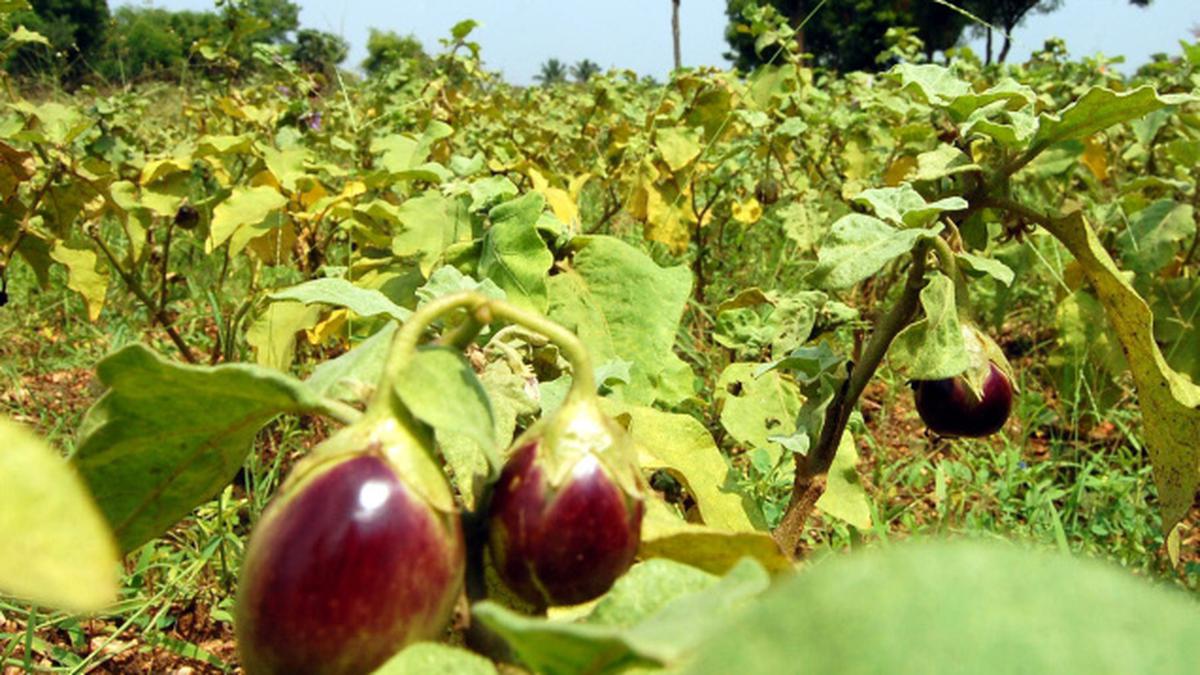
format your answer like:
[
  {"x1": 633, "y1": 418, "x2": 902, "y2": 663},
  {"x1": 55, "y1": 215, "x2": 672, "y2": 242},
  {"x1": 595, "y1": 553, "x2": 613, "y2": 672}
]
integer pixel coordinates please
[
  {"x1": 314, "y1": 397, "x2": 362, "y2": 426},
  {"x1": 89, "y1": 231, "x2": 198, "y2": 364},
  {"x1": 773, "y1": 239, "x2": 931, "y2": 558}
]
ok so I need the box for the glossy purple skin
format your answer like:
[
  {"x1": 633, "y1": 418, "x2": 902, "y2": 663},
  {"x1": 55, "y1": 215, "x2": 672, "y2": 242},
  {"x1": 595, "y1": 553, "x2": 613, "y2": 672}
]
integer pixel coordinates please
[
  {"x1": 236, "y1": 454, "x2": 464, "y2": 675},
  {"x1": 488, "y1": 442, "x2": 643, "y2": 607},
  {"x1": 914, "y1": 362, "x2": 1015, "y2": 438}
]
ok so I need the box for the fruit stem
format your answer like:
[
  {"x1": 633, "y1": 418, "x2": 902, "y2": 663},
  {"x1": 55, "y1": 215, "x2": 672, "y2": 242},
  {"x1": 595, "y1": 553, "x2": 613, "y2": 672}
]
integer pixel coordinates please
[
  {"x1": 373, "y1": 292, "x2": 596, "y2": 414},
  {"x1": 929, "y1": 234, "x2": 972, "y2": 318},
  {"x1": 483, "y1": 301, "x2": 597, "y2": 399},
  {"x1": 370, "y1": 293, "x2": 490, "y2": 416}
]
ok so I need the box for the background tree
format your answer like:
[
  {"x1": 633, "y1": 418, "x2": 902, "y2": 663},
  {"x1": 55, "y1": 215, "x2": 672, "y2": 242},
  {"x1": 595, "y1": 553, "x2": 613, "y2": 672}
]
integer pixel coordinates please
[
  {"x1": 962, "y1": 0, "x2": 1062, "y2": 65},
  {"x1": 361, "y1": 29, "x2": 431, "y2": 77},
  {"x1": 98, "y1": 7, "x2": 185, "y2": 80},
  {"x1": 8, "y1": 0, "x2": 110, "y2": 77},
  {"x1": 223, "y1": 0, "x2": 299, "y2": 45},
  {"x1": 963, "y1": 0, "x2": 1152, "y2": 65},
  {"x1": 571, "y1": 58, "x2": 601, "y2": 83},
  {"x1": 291, "y1": 28, "x2": 347, "y2": 75},
  {"x1": 535, "y1": 57, "x2": 567, "y2": 85},
  {"x1": 724, "y1": 0, "x2": 968, "y2": 72}
]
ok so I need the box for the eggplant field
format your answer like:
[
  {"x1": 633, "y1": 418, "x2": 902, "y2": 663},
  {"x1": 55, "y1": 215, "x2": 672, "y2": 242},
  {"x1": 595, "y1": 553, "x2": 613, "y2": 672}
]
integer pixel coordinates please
[{"x1": 1, "y1": 1, "x2": 1199, "y2": 673}]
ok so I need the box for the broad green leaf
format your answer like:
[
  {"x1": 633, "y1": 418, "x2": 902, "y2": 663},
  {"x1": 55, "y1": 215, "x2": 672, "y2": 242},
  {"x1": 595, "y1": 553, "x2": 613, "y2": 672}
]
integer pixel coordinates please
[
  {"x1": 814, "y1": 432, "x2": 871, "y2": 530},
  {"x1": 73, "y1": 345, "x2": 324, "y2": 552},
  {"x1": 548, "y1": 236, "x2": 693, "y2": 406},
  {"x1": 961, "y1": 105, "x2": 1037, "y2": 148},
  {"x1": 416, "y1": 266, "x2": 506, "y2": 304},
  {"x1": 810, "y1": 215, "x2": 941, "y2": 289},
  {"x1": 480, "y1": 192, "x2": 553, "y2": 312},
  {"x1": 468, "y1": 176, "x2": 520, "y2": 212},
  {"x1": 395, "y1": 347, "x2": 495, "y2": 454},
  {"x1": 438, "y1": 359, "x2": 537, "y2": 510},
  {"x1": 639, "y1": 498, "x2": 791, "y2": 575},
  {"x1": 371, "y1": 643, "x2": 496, "y2": 675},
  {"x1": 450, "y1": 18, "x2": 478, "y2": 40},
  {"x1": 1042, "y1": 212, "x2": 1200, "y2": 533},
  {"x1": 261, "y1": 145, "x2": 308, "y2": 192},
  {"x1": 271, "y1": 278, "x2": 411, "y2": 322},
  {"x1": 208, "y1": 186, "x2": 287, "y2": 254},
  {"x1": 656, "y1": 126, "x2": 703, "y2": 172},
  {"x1": 714, "y1": 363, "x2": 802, "y2": 462},
  {"x1": 618, "y1": 558, "x2": 770, "y2": 664},
  {"x1": 306, "y1": 323, "x2": 397, "y2": 403},
  {"x1": 474, "y1": 558, "x2": 770, "y2": 675},
  {"x1": 11, "y1": 101, "x2": 91, "y2": 145},
  {"x1": 50, "y1": 243, "x2": 109, "y2": 321},
  {"x1": 585, "y1": 559, "x2": 717, "y2": 627},
  {"x1": 889, "y1": 274, "x2": 969, "y2": 380},
  {"x1": 911, "y1": 145, "x2": 981, "y2": 182},
  {"x1": 472, "y1": 605, "x2": 651, "y2": 675},
  {"x1": 1029, "y1": 86, "x2": 1197, "y2": 158},
  {"x1": 8, "y1": 25, "x2": 49, "y2": 46},
  {"x1": 394, "y1": 191, "x2": 472, "y2": 276},
  {"x1": 1116, "y1": 200, "x2": 1195, "y2": 275},
  {"x1": 601, "y1": 400, "x2": 766, "y2": 532},
  {"x1": 957, "y1": 252, "x2": 1015, "y2": 286},
  {"x1": 684, "y1": 541, "x2": 1200, "y2": 675},
  {"x1": 537, "y1": 359, "x2": 634, "y2": 417},
  {"x1": 852, "y1": 184, "x2": 967, "y2": 228},
  {"x1": 891, "y1": 63, "x2": 969, "y2": 106},
  {"x1": 945, "y1": 79, "x2": 1035, "y2": 122},
  {"x1": 246, "y1": 301, "x2": 322, "y2": 372},
  {"x1": 0, "y1": 418, "x2": 119, "y2": 612}
]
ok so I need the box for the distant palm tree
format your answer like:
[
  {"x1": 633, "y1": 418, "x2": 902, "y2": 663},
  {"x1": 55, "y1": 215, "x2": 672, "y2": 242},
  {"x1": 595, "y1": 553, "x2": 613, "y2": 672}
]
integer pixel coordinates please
[
  {"x1": 571, "y1": 59, "x2": 601, "y2": 83},
  {"x1": 535, "y1": 58, "x2": 568, "y2": 86}
]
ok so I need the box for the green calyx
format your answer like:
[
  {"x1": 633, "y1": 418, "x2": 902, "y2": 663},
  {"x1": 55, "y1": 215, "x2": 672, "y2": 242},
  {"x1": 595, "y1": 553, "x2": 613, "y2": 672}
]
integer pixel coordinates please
[
  {"x1": 518, "y1": 394, "x2": 646, "y2": 500},
  {"x1": 960, "y1": 323, "x2": 1017, "y2": 401},
  {"x1": 274, "y1": 398, "x2": 457, "y2": 515}
]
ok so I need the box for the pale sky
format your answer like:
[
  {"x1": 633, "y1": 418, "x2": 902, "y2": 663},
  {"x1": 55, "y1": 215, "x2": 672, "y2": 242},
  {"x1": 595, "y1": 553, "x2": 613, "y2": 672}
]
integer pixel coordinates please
[{"x1": 115, "y1": 0, "x2": 1199, "y2": 83}]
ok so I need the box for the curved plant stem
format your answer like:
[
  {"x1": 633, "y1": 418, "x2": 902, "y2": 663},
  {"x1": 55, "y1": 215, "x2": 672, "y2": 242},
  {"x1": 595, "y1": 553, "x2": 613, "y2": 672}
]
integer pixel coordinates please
[
  {"x1": 929, "y1": 233, "x2": 972, "y2": 318},
  {"x1": 369, "y1": 293, "x2": 489, "y2": 416},
  {"x1": 772, "y1": 239, "x2": 931, "y2": 559},
  {"x1": 484, "y1": 301, "x2": 596, "y2": 397},
  {"x1": 313, "y1": 397, "x2": 362, "y2": 426},
  {"x1": 370, "y1": 292, "x2": 596, "y2": 415}
]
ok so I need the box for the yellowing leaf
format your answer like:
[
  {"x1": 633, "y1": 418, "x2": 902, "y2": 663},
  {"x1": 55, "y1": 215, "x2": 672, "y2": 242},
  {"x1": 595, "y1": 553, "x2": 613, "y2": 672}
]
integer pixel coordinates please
[
  {"x1": 306, "y1": 308, "x2": 349, "y2": 345},
  {"x1": 640, "y1": 498, "x2": 791, "y2": 575},
  {"x1": 139, "y1": 157, "x2": 191, "y2": 185},
  {"x1": 246, "y1": 301, "x2": 322, "y2": 371},
  {"x1": 1043, "y1": 212, "x2": 1200, "y2": 534},
  {"x1": 815, "y1": 432, "x2": 872, "y2": 530},
  {"x1": 732, "y1": 198, "x2": 763, "y2": 225},
  {"x1": 656, "y1": 126, "x2": 703, "y2": 172},
  {"x1": 644, "y1": 187, "x2": 694, "y2": 254},
  {"x1": 884, "y1": 155, "x2": 918, "y2": 186},
  {"x1": 50, "y1": 244, "x2": 109, "y2": 321},
  {"x1": 1081, "y1": 135, "x2": 1109, "y2": 181},
  {"x1": 209, "y1": 186, "x2": 288, "y2": 253},
  {"x1": 0, "y1": 418, "x2": 119, "y2": 612},
  {"x1": 602, "y1": 400, "x2": 767, "y2": 533},
  {"x1": 246, "y1": 218, "x2": 297, "y2": 265},
  {"x1": 541, "y1": 186, "x2": 579, "y2": 226}
]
